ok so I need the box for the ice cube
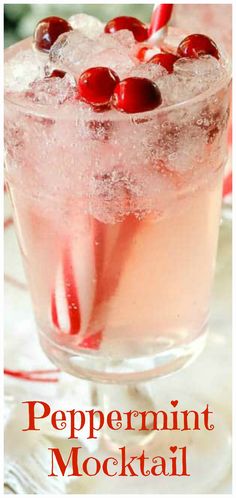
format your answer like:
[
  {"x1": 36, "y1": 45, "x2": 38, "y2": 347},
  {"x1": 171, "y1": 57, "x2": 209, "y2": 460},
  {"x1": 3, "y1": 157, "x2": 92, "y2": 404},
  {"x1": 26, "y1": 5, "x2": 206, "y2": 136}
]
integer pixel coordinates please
[
  {"x1": 25, "y1": 74, "x2": 76, "y2": 105},
  {"x1": 129, "y1": 62, "x2": 167, "y2": 81},
  {"x1": 174, "y1": 55, "x2": 221, "y2": 78},
  {"x1": 153, "y1": 73, "x2": 178, "y2": 106},
  {"x1": 49, "y1": 30, "x2": 93, "y2": 72},
  {"x1": 157, "y1": 55, "x2": 225, "y2": 106},
  {"x1": 49, "y1": 30, "x2": 135, "y2": 79},
  {"x1": 110, "y1": 30, "x2": 136, "y2": 49},
  {"x1": 83, "y1": 47, "x2": 135, "y2": 77},
  {"x1": 97, "y1": 31, "x2": 137, "y2": 55},
  {"x1": 80, "y1": 31, "x2": 136, "y2": 76},
  {"x1": 68, "y1": 13, "x2": 104, "y2": 39},
  {"x1": 4, "y1": 49, "x2": 46, "y2": 92}
]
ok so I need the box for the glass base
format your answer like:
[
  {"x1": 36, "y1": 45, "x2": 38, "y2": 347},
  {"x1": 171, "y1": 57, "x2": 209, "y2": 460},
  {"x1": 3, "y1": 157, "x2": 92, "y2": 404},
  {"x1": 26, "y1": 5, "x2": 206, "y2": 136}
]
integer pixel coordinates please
[
  {"x1": 39, "y1": 327, "x2": 207, "y2": 383},
  {"x1": 91, "y1": 392, "x2": 231, "y2": 494},
  {"x1": 40, "y1": 376, "x2": 231, "y2": 493}
]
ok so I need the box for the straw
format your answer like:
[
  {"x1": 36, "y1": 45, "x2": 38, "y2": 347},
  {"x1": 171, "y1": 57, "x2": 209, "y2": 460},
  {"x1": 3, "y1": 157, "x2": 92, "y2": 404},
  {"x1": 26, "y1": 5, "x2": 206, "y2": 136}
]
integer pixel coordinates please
[{"x1": 149, "y1": 4, "x2": 173, "y2": 44}]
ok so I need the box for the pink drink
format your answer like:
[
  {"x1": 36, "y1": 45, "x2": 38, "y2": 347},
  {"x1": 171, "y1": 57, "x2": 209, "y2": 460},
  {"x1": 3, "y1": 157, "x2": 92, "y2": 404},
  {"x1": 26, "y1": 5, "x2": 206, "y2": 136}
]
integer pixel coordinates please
[{"x1": 4, "y1": 17, "x2": 231, "y2": 381}]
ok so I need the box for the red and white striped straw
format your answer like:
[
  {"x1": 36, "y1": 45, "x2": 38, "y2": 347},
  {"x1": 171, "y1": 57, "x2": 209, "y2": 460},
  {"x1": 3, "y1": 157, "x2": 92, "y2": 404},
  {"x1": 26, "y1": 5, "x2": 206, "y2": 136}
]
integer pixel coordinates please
[{"x1": 149, "y1": 4, "x2": 173, "y2": 44}]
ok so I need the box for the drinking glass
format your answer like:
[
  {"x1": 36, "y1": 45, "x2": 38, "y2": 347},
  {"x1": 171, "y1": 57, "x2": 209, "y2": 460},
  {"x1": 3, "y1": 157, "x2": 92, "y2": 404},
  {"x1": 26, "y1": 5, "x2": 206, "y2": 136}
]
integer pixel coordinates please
[{"x1": 4, "y1": 39, "x2": 231, "y2": 385}]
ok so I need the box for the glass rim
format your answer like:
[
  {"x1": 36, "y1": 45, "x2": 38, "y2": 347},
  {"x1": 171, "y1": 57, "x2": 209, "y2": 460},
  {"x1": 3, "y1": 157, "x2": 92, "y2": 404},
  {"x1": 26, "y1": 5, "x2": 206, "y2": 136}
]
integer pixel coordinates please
[{"x1": 4, "y1": 38, "x2": 232, "y2": 122}]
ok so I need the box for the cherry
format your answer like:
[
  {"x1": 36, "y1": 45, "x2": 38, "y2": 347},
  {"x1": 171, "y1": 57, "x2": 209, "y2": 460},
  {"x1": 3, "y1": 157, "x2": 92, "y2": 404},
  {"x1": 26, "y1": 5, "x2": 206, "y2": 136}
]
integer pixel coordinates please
[
  {"x1": 136, "y1": 46, "x2": 150, "y2": 62},
  {"x1": 33, "y1": 16, "x2": 72, "y2": 52},
  {"x1": 104, "y1": 16, "x2": 148, "y2": 42},
  {"x1": 177, "y1": 34, "x2": 219, "y2": 60},
  {"x1": 112, "y1": 77, "x2": 162, "y2": 114},
  {"x1": 77, "y1": 67, "x2": 120, "y2": 106},
  {"x1": 49, "y1": 69, "x2": 66, "y2": 78},
  {"x1": 149, "y1": 53, "x2": 179, "y2": 73}
]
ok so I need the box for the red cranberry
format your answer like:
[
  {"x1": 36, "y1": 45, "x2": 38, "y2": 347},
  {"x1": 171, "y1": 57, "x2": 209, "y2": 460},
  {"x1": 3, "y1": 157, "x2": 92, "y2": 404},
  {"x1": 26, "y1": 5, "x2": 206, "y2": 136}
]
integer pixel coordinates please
[
  {"x1": 33, "y1": 16, "x2": 72, "y2": 52},
  {"x1": 177, "y1": 34, "x2": 219, "y2": 60},
  {"x1": 49, "y1": 69, "x2": 66, "y2": 78},
  {"x1": 136, "y1": 46, "x2": 150, "y2": 62},
  {"x1": 149, "y1": 53, "x2": 179, "y2": 73},
  {"x1": 77, "y1": 67, "x2": 120, "y2": 106},
  {"x1": 104, "y1": 16, "x2": 148, "y2": 42},
  {"x1": 112, "y1": 77, "x2": 162, "y2": 114}
]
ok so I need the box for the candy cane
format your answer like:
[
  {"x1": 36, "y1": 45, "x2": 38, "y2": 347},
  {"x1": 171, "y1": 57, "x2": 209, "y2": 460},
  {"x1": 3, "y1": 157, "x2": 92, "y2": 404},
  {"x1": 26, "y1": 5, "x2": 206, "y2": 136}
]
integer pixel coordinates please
[
  {"x1": 51, "y1": 216, "x2": 102, "y2": 347},
  {"x1": 149, "y1": 4, "x2": 173, "y2": 44},
  {"x1": 51, "y1": 245, "x2": 81, "y2": 335}
]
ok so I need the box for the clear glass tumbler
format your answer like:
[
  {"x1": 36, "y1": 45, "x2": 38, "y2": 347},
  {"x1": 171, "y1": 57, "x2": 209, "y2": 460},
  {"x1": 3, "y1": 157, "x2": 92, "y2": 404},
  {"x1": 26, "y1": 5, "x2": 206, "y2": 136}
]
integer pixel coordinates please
[{"x1": 4, "y1": 41, "x2": 231, "y2": 384}]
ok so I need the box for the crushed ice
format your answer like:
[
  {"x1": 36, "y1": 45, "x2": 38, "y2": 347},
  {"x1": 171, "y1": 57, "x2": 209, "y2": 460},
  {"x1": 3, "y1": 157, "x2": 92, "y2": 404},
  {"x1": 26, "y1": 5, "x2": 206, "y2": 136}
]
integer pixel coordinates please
[
  {"x1": 5, "y1": 15, "x2": 228, "y2": 111},
  {"x1": 4, "y1": 49, "x2": 46, "y2": 92}
]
